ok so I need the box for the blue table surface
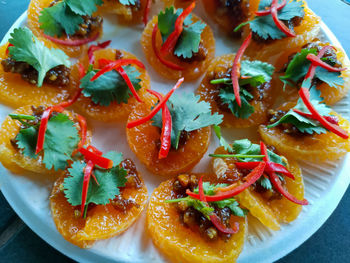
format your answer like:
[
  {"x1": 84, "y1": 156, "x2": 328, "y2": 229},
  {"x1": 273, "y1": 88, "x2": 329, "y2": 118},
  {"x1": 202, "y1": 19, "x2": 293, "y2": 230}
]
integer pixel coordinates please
[{"x1": 0, "y1": 0, "x2": 349, "y2": 262}]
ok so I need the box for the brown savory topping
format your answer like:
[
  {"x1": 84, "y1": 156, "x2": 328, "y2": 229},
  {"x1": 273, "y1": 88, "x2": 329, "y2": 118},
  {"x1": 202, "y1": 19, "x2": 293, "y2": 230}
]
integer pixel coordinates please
[
  {"x1": 111, "y1": 195, "x2": 140, "y2": 213},
  {"x1": 74, "y1": 16, "x2": 103, "y2": 38},
  {"x1": 180, "y1": 41, "x2": 208, "y2": 63},
  {"x1": 121, "y1": 158, "x2": 143, "y2": 188},
  {"x1": 115, "y1": 49, "x2": 124, "y2": 60}
]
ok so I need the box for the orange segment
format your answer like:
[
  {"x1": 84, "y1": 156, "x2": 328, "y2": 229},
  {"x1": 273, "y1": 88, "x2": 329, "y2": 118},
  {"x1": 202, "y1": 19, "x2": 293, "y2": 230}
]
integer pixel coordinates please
[
  {"x1": 141, "y1": 14, "x2": 215, "y2": 81},
  {"x1": 73, "y1": 48, "x2": 150, "y2": 122},
  {"x1": 126, "y1": 94, "x2": 211, "y2": 176},
  {"x1": 259, "y1": 102, "x2": 350, "y2": 162},
  {"x1": 147, "y1": 174, "x2": 247, "y2": 263},
  {"x1": 197, "y1": 54, "x2": 276, "y2": 128},
  {"x1": 0, "y1": 43, "x2": 76, "y2": 108}
]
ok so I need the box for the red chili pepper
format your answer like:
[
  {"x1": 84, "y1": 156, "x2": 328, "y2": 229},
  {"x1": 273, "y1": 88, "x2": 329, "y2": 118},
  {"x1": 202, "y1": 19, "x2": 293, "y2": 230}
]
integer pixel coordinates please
[
  {"x1": 255, "y1": 0, "x2": 286, "y2": 16},
  {"x1": 298, "y1": 88, "x2": 349, "y2": 139},
  {"x1": 91, "y1": 59, "x2": 145, "y2": 81},
  {"x1": 80, "y1": 160, "x2": 94, "y2": 216},
  {"x1": 79, "y1": 147, "x2": 114, "y2": 169},
  {"x1": 186, "y1": 162, "x2": 266, "y2": 202},
  {"x1": 147, "y1": 89, "x2": 172, "y2": 159},
  {"x1": 5, "y1": 43, "x2": 14, "y2": 55},
  {"x1": 270, "y1": 0, "x2": 296, "y2": 37},
  {"x1": 231, "y1": 32, "x2": 252, "y2": 107},
  {"x1": 127, "y1": 78, "x2": 184, "y2": 128},
  {"x1": 160, "y1": 2, "x2": 196, "y2": 56},
  {"x1": 76, "y1": 114, "x2": 87, "y2": 150},
  {"x1": 293, "y1": 109, "x2": 339, "y2": 125},
  {"x1": 35, "y1": 106, "x2": 65, "y2": 154},
  {"x1": 197, "y1": 177, "x2": 237, "y2": 234},
  {"x1": 152, "y1": 24, "x2": 184, "y2": 71},
  {"x1": 88, "y1": 40, "x2": 111, "y2": 65},
  {"x1": 143, "y1": 0, "x2": 152, "y2": 26},
  {"x1": 306, "y1": 53, "x2": 346, "y2": 73},
  {"x1": 115, "y1": 66, "x2": 143, "y2": 103},
  {"x1": 87, "y1": 145, "x2": 103, "y2": 156},
  {"x1": 44, "y1": 32, "x2": 100, "y2": 46},
  {"x1": 305, "y1": 46, "x2": 334, "y2": 80}
]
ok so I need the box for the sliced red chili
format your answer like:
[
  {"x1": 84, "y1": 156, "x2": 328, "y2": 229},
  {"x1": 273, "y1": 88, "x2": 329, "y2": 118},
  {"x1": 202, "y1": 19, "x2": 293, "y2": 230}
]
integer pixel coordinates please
[
  {"x1": 87, "y1": 145, "x2": 103, "y2": 156},
  {"x1": 127, "y1": 78, "x2": 184, "y2": 128},
  {"x1": 88, "y1": 40, "x2": 111, "y2": 65},
  {"x1": 80, "y1": 160, "x2": 94, "y2": 216},
  {"x1": 115, "y1": 66, "x2": 143, "y2": 103},
  {"x1": 79, "y1": 147, "x2": 114, "y2": 169},
  {"x1": 270, "y1": 0, "x2": 296, "y2": 37},
  {"x1": 305, "y1": 46, "x2": 335, "y2": 80},
  {"x1": 306, "y1": 53, "x2": 346, "y2": 73},
  {"x1": 44, "y1": 32, "x2": 100, "y2": 46},
  {"x1": 160, "y1": 2, "x2": 196, "y2": 56},
  {"x1": 231, "y1": 32, "x2": 252, "y2": 107},
  {"x1": 147, "y1": 89, "x2": 172, "y2": 159},
  {"x1": 298, "y1": 88, "x2": 349, "y2": 139},
  {"x1": 152, "y1": 23, "x2": 184, "y2": 71},
  {"x1": 76, "y1": 114, "x2": 87, "y2": 150},
  {"x1": 293, "y1": 109, "x2": 339, "y2": 125},
  {"x1": 186, "y1": 162, "x2": 266, "y2": 202},
  {"x1": 143, "y1": 0, "x2": 152, "y2": 26},
  {"x1": 91, "y1": 59, "x2": 145, "y2": 81},
  {"x1": 255, "y1": 0, "x2": 286, "y2": 16},
  {"x1": 5, "y1": 43, "x2": 14, "y2": 55}
]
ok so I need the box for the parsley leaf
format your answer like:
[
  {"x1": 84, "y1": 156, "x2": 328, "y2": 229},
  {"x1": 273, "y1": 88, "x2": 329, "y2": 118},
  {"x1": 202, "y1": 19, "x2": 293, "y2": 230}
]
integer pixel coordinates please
[
  {"x1": 157, "y1": 7, "x2": 206, "y2": 59},
  {"x1": 80, "y1": 66, "x2": 142, "y2": 106},
  {"x1": 152, "y1": 93, "x2": 223, "y2": 149},
  {"x1": 250, "y1": 0, "x2": 304, "y2": 40},
  {"x1": 8, "y1": 27, "x2": 71, "y2": 87},
  {"x1": 63, "y1": 151, "x2": 127, "y2": 207},
  {"x1": 39, "y1": 0, "x2": 102, "y2": 37},
  {"x1": 267, "y1": 87, "x2": 333, "y2": 134}
]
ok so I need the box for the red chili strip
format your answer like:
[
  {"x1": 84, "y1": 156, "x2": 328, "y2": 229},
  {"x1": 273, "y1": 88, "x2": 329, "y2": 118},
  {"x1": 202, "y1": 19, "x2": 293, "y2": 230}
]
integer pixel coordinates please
[
  {"x1": 115, "y1": 66, "x2": 143, "y2": 103},
  {"x1": 231, "y1": 32, "x2": 252, "y2": 107},
  {"x1": 306, "y1": 54, "x2": 346, "y2": 73},
  {"x1": 270, "y1": 0, "x2": 295, "y2": 37},
  {"x1": 127, "y1": 78, "x2": 184, "y2": 128},
  {"x1": 197, "y1": 177, "x2": 237, "y2": 234},
  {"x1": 305, "y1": 46, "x2": 334, "y2": 80},
  {"x1": 88, "y1": 40, "x2": 111, "y2": 65},
  {"x1": 80, "y1": 160, "x2": 94, "y2": 215},
  {"x1": 87, "y1": 145, "x2": 103, "y2": 156},
  {"x1": 5, "y1": 43, "x2": 14, "y2": 55},
  {"x1": 293, "y1": 109, "x2": 339, "y2": 125},
  {"x1": 298, "y1": 88, "x2": 349, "y2": 138},
  {"x1": 152, "y1": 24, "x2": 184, "y2": 71},
  {"x1": 35, "y1": 106, "x2": 64, "y2": 154},
  {"x1": 186, "y1": 162, "x2": 266, "y2": 202},
  {"x1": 44, "y1": 32, "x2": 100, "y2": 46},
  {"x1": 255, "y1": 0, "x2": 286, "y2": 16},
  {"x1": 147, "y1": 89, "x2": 172, "y2": 159},
  {"x1": 143, "y1": 0, "x2": 152, "y2": 26},
  {"x1": 76, "y1": 114, "x2": 87, "y2": 150},
  {"x1": 160, "y1": 2, "x2": 196, "y2": 56},
  {"x1": 79, "y1": 147, "x2": 114, "y2": 169},
  {"x1": 235, "y1": 161, "x2": 262, "y2": 170},
  {"x1": 91, "y1": 59, "x2": 145, "y2": 81}
]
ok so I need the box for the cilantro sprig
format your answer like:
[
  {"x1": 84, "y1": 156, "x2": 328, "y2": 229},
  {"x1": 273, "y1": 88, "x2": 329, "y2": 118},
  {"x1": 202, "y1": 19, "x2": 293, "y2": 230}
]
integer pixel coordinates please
[
  {"x1": 39, "y1": 0, "x2": 103, "y2": 37},
  {"x1": 267, "y1": 87, "x2": 333, "y2": 134},
  {"x1": 11, "y1": 112, "x2": 80, "y2": 171},
  {"x1": 210, "y1": 60, "x2": 274, "y2": 119},
  {"x1": 157, "y1": 7, "x2": 206, "y2": 59},
  {"x1": 7, "y1": 27, "x2": 71, "y2": 87},
  {"x1": 80, "y1": 65, "x2": 142, "y2": 106},
  {"x1": 63, "y1": 151, "x2": 127, "y2": 209},
  {"x1": 152, "y1": 92, "x2": 223, "y2": 149}
]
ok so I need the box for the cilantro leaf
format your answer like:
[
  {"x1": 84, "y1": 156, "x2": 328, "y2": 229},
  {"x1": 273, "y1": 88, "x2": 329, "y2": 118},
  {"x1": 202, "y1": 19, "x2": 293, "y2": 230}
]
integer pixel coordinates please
[
  {"x1": 63, "y1": 152, "x2": 127, "y2": 207},
  {"x1": 66, "y1": 0, "x2": 101, "y2": 15},
  {"x1": 8, "y1": 27, "x2": 71, "y2": 87},
  {"x1": 152, "y1": 93, "x2": 223, "y2": 149},
  {"x1": 193, "y1": 182, "x2": 229, "y2": 195},
  {"x1": 240, "y1": 60, "x2": 275, "y2": 86},
  {"x1": 315, "y1": 67, "x2": 344, "y2": 88},
  {"x1": 213, "y1": 125, "x2": 233, "y2": 153},
  {"x1": 119, "y1": 0, "x2": 138, "y2": 5},
  {"x1": 213, "y1": 198, "x2": 248, "y2": 217},
  {"x1": 43, "y1": 113, "x2": 80, "y2": 171},
  {"x1": 258, "y1": 176, "x2": 272, "y2": 190},
  {"x1": 80, "y1": 66, "x2": 142, "y2": 106},
  {"x1": 15, "y1": 127, "x2": 38, "y2": 159},
  {"x1": 267, "y1": 87, "x2": 332, "y2": 134},
  {"x1": 157, "y1": 7, "x2": 206, "y2": 59}
]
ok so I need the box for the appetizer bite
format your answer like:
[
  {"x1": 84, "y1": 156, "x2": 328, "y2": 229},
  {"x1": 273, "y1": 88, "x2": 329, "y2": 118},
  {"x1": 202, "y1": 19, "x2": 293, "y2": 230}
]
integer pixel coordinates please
[
  {"x1": 141, "y1": 3, "x2": 215, "y2": 80},
  {"x1": 197, "y1": 34, "x2": 276, "y2": 128},
  {"x1": 277, "y1": 41, "x2": 350, "y2": 105},
  {"x1": 127, "y1": 79, "x2": 222, "y2": 176},
  {"x1": 147, "y1": 173, "x2": 247, "y2": 263},
  {"x1": 209, "y1": 134, "x2": 306, "y2": 230},
  {"x1": 260, "y1": 87, "x2": 350, "y2": 162},
  {"x1": 72, "y1": 42, "x2": 150, "y2": 121},
  {"x1": 50, "y1": 147, "x2": 148, "y2": 247},
  {"x1": 0, "y1": 28, "x2": 76, "y2": 108},
  {"x1": 28, "y1": 0, "x2": 103, "y2": 57},
  {"x1": 0, "y1": 104, "x2": 90, "y2": 175},
  {"x1": 238, "y1": 0, "x2": 321, "y2": 63}
]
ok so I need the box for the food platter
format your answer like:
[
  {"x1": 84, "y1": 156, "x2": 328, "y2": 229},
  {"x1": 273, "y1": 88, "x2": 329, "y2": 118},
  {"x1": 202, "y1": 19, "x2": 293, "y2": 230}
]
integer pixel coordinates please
[{"x1": 0, "y1": 3, "x2": 349, "y2": 263}]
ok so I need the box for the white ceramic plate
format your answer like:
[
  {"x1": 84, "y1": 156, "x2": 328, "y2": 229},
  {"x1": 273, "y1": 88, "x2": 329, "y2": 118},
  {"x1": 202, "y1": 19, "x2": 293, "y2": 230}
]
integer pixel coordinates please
[{"x1": 1, "y1": 3, "x2": 349, "y2": 263}]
